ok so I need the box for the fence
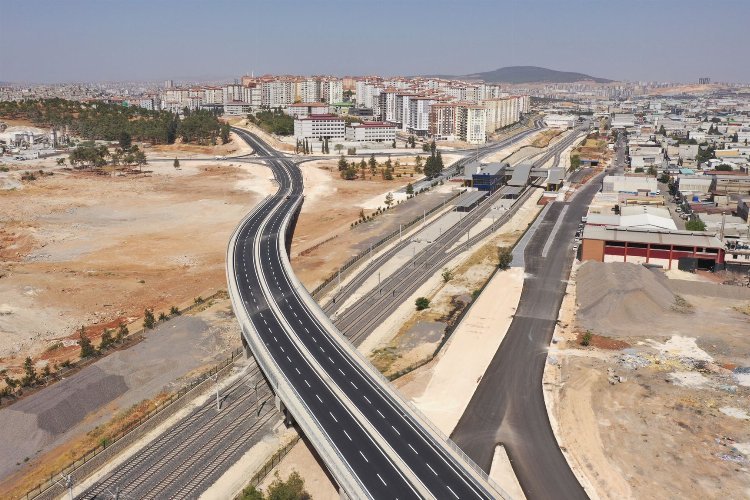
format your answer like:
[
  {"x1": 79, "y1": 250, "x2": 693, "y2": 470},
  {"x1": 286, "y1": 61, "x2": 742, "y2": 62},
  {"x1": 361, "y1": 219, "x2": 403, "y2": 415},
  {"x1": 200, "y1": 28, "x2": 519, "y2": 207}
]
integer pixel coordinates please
[
  {"x1": 21, "y1": 346, "x2": 244, "y2": 500},
  {"x1": 310, "y1": 189, "x2": 465, "y2": 299},
  {"x1": 235, "y1": 436, "x2": 301, "y2": 498}
]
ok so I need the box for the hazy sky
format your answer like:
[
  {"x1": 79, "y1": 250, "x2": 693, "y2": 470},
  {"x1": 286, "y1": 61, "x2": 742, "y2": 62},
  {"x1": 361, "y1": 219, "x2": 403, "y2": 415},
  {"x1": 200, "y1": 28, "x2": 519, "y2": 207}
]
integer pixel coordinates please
[{"x1": 1, "y1": 0, "x2": 749, "y2": 84}]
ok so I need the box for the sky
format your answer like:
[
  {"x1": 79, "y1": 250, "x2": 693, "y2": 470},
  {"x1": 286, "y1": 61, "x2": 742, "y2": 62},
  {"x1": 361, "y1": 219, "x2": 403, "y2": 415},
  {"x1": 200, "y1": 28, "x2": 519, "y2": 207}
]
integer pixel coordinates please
[{"x1": 1, "y1": 0, "x2": 749, "y2": 84}]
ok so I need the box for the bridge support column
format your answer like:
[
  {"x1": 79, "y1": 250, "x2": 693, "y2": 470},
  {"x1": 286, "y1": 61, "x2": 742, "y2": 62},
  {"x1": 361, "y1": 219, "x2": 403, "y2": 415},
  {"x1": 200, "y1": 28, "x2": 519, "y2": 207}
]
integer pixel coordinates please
[
  {"x1": 275, "y1": 396, "x2": 295, "y2": 427},
  {"x1": 241, "y1": 328, "x2": 252, "y2": 359}
]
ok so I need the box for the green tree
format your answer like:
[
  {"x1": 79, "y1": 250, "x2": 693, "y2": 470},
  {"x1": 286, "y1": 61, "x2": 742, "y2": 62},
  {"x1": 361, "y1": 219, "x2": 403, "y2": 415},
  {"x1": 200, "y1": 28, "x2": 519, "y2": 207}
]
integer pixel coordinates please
[
  {"x1": 78, "y1": 327, "x2": 96, "y2": 358},
  {"x1": 658, "y1": 172, "x2": 671, "y2": 184},
  {"x1": 119, "y1": 131, "x2": 132, "y2": 150},
  {"x1": 359, "y1": 158, "x2": 367, "y2": 179},
  {"x1": 337, "y1": 155, "x2": 348, "y2": 171},
  {"x1": 173, "y1": 158, "x2": 180, "y2": 169},
  {"x1": 334, "y1": 143, "x2": 344, "y2": 153},
  {"x1": 647, "y1": 165, "x2": 657, "y2": 177},
  {"x1": 415, "y1": 297, "x2": 430, "y2": 310},
  {"x1": 658, "y1": 125, "x2": 666, "y2": 136},
  {"x1": 441, "y1": 268, "x2": 453, "y2": 283},
  {"x1": 581, "y1": 331, "x2": 593, "y2": 346},
  {"x1": 392, "y1": 139, "x2": 396, "y2": 148},
  {"x1": 266, "y1": 471, "x2": 310, "y2": 500},
  {"x1": 714, "y1": 164, "x2": 733, "y2": 171},
  {"x1": 220, "y1": 123, "x2": 231, "y2": 144},
  {"x1": 685, "y1": 218, "x2": 707, "y2": 231},
  {"x1": 99, "y1": 329, "x2": 114, "y2": 351},
  {"x1": 116, "y1": 322, "x2": 129, "y2": 342},
  {"x1": 384, "y1": 192, "x2": 394, "y2": 207},
  {"x1": 143, "y1": 309, "x2": 156, "y2": 329},
  {"x1": 414, "y1": 155, "x2": 423, "y2": 173},
  {"x1": 368, "y1": 154, "x2": 377, "y2": 175},
  {"x1": 56, "y1": 157, "x2": 66, "y2": 166},
  {"x1": 134, "y1": 148, "x2": 147, "y2": 171},
  {"x1": 569, "y1": 154, "x2": 581, "y2": 171},
  {"x1": 22, "y1": 357, "x2": 37, "y2": 387},
  {"x1": 498, "y1": 246, "x2": 513, "y2": 270},
  {"x1": 170, "y1": 305, "x2": 180, "y2": 316},
  {"x1": 406, "y1": 183, "x2": 414, "y2": 195}
]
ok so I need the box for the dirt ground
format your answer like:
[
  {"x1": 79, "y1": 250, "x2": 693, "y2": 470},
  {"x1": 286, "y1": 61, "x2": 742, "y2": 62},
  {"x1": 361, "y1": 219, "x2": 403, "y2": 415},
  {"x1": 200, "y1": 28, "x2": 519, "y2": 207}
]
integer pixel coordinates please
[
  {"x1": 290, "y1": 159, "x2": 457, "y2": 290},
  {"x1": 0, "y1": 150, "x2": 271, "y2": 375},
  {"x1": 548, "y1": 261, "x2": 750, "y2": 500}
]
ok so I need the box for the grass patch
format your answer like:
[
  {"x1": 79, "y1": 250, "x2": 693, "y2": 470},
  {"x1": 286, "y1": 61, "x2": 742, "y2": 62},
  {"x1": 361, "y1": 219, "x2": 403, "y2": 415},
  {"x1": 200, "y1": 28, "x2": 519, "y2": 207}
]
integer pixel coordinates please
[
  {"x1": 733, "y1": 303, "x2": 750, "y2": 316},
  {"x1": 671, "y1": 294, "x2": 694, "y2": 314},
  {"x1": 370, "y1": 346, "x2": 401, "y2": 374}
]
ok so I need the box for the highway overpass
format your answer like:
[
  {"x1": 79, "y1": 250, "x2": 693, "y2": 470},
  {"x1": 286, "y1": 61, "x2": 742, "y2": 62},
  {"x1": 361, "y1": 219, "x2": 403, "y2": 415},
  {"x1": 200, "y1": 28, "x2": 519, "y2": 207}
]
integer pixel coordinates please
[{"x1": 226, "y1": 128, "x2": 507, "y2": 499}]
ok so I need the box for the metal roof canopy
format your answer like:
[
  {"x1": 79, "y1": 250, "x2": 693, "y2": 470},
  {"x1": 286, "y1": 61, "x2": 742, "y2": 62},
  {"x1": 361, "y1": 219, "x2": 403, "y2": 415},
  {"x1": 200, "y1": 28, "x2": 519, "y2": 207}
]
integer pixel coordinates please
[
  {"x1": 582, "y1": 225, "x2": 724, "y2": 248},
  {"x1": 454, "y1": 190, "x2": 487, "y2": 208}
]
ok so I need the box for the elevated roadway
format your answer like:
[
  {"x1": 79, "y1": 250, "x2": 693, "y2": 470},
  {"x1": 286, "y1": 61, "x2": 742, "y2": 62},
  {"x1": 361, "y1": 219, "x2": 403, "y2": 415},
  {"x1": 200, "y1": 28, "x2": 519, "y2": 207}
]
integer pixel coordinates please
[{"x1": 227, "y1": 128, "x2": 504, "y2": 499}]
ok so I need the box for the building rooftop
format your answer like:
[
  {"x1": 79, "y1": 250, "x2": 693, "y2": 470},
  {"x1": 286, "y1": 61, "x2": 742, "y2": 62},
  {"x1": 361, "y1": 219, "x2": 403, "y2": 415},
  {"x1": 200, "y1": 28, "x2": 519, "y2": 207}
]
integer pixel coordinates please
[
  {"x1": 454, "y1": 190, "x2": 486, "y2": 209},
  {"x1": 582, "y1": 225, "x2": 724, "y2": 248}
]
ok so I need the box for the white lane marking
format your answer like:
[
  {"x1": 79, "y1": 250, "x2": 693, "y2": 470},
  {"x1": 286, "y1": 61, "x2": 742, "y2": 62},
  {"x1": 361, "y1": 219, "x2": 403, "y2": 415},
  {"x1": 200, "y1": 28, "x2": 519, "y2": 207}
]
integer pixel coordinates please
[
  {"x1": 304, "y1": 379, "x2": 310, "y2": 387},
  {"x1": 363, "y1": 395, "x2": 371, "y2": 404},
  {"x1": 312, "y1": 337, "x2": 317, "y2": 343},
  {"x1": 408, "y1": 443, "x2": 418, "y2": 454},
  {"x1": 391, "y1": 425, "x2": 400, "y2": 436},
  {"x1": 273, "y1": 336, "x2": 277, "y2": 342},
  {"x1": 295, "y1": 367, "x2": 300, "y2": 374},
  {"x1": 293, "y1": 311, "x2": 297, "y2": 318},
  {"x1": 350, "y1": 381, "x2": 358, "y2": 389},
  {"x1": 377, "y1": 409, "x2": 385, "y2": 418},
  {"x1": 329, "y1": 411, "x2": 338, "y2": 423},
  {"x1": 304, "y1": 327, "x2": 309, "y2": 333},
  {"x1": 328, "y1": 356, "x2": 334, "y2": 364},
  {"x1": 279, "y1": 346, "x2": 284, "y2": 353},
  {"x1": 344, "y1": 430, "x2": 352, "y2": 441},
  {"x1": 338, "y1": 368, "x2": 345, "y2": 376},
  {"x1": 286, "y1": 355, "x2": 291, "y2": 363},
  {"x1": 377, "y1": 473, "x2": 386, "y2": 486},
  {"x1": 447, "y1": 485, "x2": 459, "y2": 499},
  {"x1": 427, "y1": 463, "x2": 437, "y2": 476},
  {"x1": 316, "y1": 394, "x2": 322, "y2": 403},
  {"x1": 359, "y1": 451, "x2": 368, "y2": 463}
]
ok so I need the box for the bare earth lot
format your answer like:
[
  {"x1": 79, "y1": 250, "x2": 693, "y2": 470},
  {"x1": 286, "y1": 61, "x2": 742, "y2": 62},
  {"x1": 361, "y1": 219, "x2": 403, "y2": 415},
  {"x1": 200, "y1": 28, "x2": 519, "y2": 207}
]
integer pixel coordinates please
[{"x1": 548, "y1": 261, "x2": 750, "y2": 499}]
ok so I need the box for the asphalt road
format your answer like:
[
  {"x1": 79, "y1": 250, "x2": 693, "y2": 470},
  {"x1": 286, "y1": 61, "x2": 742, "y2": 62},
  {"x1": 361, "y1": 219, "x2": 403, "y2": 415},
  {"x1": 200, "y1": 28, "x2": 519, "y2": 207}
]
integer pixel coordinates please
[
  {"x1": 451, "y1": 164, "x2": 612, "y2": 500},
  {"x1": 229, "y1": 128, "x2": 497, "y2": 499}
]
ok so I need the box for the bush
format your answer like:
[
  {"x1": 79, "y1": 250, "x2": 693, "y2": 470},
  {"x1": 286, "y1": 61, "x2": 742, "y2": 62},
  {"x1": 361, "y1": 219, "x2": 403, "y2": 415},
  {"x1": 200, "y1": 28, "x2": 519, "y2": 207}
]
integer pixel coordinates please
[
  {"x1": 581, "y1": 331, "x2": 593, "y2": 346},
  {"x1": 497, "y1": 246, "x2": 513, "y2": 270},
  {"x1": 415, "y1": 297, "x2": 430, "y2": 310},
  {"x1": 78, "y1": 327, "x2": 96, "y2": 358},
  {"x1": 170, "y1": 305, "x2": 180, "y2": 316}
]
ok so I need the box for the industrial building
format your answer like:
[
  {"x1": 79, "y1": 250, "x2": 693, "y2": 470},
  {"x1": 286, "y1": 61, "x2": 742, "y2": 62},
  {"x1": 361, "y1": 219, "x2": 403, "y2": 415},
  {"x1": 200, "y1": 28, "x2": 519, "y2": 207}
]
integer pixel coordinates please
[
  {"x1": 581, "y1": 226, "x2": 726, "y2": 271},
  {"x1": 602, "y1": 175, "x2": 658, "y2": 195}
]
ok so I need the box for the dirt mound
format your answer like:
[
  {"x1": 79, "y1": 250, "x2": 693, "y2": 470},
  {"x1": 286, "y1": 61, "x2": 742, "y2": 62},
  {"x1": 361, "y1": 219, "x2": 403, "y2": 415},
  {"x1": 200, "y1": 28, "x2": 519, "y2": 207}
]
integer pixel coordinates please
[{"x1": 576, "y1": 262, "x2": 677, "y2": 334}]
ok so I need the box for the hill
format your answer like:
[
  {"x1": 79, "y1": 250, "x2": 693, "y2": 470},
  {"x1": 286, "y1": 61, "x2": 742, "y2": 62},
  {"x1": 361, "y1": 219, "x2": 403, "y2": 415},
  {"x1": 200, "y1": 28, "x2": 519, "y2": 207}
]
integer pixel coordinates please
[{"x1": 428, "y1": 66, "x2": 613, "y2": 84}]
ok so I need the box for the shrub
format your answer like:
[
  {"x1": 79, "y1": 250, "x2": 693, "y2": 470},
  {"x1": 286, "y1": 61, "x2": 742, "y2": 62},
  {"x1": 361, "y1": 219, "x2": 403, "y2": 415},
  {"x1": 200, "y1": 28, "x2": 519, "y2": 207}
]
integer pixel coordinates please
[
  {"x1": 415, "y1": 297, "x2": 430, "y2": 310},
  {"x1": 581, "y1": 331, "x2": 593, "y2": 346},
  {"x1": 143, "y1": 309, "x2": 156, "y2": 329}
]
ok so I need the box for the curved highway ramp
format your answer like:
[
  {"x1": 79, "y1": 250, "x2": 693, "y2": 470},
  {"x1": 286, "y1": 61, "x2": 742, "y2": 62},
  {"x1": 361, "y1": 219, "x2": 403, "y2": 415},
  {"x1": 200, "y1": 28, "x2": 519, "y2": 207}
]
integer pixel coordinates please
[{"x1": 227, "y1": 128, "x2": 507, "y2": 499}]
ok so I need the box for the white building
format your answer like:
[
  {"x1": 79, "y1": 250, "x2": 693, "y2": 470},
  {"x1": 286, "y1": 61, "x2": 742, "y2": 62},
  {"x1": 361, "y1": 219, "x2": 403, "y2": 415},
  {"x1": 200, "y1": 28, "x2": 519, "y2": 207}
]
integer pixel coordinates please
[
  {"x1": 544, "y1": 113, "x2": 575, "y2": 130},
  {"x1": 602, "y1": 175, "x2": 658, "y2": 195},
  {"x1": 345, "y1": 121, "x2": 398, "y2": 142},
  {"x1": 294, "y1": 114, "x2": 345, "y2": 140}
]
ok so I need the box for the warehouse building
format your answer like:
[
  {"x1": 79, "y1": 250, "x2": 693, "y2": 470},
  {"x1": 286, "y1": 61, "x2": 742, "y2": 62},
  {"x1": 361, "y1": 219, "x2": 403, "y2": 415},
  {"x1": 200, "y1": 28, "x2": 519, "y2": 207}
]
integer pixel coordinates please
[{"x1": 581, "y1": 226, "x2": 725, "y2": 271}]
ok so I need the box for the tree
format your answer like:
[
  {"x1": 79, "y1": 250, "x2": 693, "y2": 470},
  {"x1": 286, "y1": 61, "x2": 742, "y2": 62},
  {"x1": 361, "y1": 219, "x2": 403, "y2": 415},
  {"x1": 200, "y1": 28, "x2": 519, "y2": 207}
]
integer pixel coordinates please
[
  {"x1": 414, "y1": 155, "x2": 423, "y2": 173},
  {"x1": 56, "y1": 157, "x2": 66, "y2": 166},
  {"x1": 116, "y1": 322, "x2": 129, "y2": 342},
  {"x1": 173, "y1": 158, "x2": 180, "y2": 169},
  {"x1": 158, "y1": 311, "x2": 168, "y2": 321},
  {"x1": 359, "y1": 158, "x2": 367, "y2": 179},
  {"x1": 384, "y1": 192, "x2": 394, "y2": 207},
  {"x1": 441, "y1": 268, "x2": 453, "y2": 283},
  {"x1": 337, "y1": 155, "x2": 348, "y2": 171},
  {"x1": 415, "y1": 297, "x2": 430, "y2": 310},
  {"x1": 731, "y1": 132, "x2": 739, "y2": 143},
  {"x1": 569, "y1": 154, "x2": 581, "y2": 171},
  {"x1": 134, "y1": 148, "x2": 147, "y2": 171},
  {"x1": 685, "y1": 218, "x2": 707, "y2": 231},
  {"x1": 334, "y1": 143, "x2": 344, "y2": 153},
  {"x1": 78, "y1": 327, "x2": 96, "y2": 358},
  {"x1": 99, "y1": 329, "x2": 114, "y2": 351},
  {"x1": 266, "y1": 471, "x2": 310, "y2": 500},
  {"x1": 220, "y1": 123, "x2": 231, "y2": 144},
  {"x1": 658, "y1": 125, "x2": 666, "y2": 136},
  {"x1": 392, "y1": 139, "x2": 396, "y2": 148},
  {"x1": 22, "y1": 357, "x2": 37, "y2": 387},
  {"x1": 143, "y1": 309, "x2": 156, "y2": 329},
  {"x1": 119, "y1": 131, "x2": 132, "y2": 150},
  {"x1": 647, "y1": 165, "x2": 657, "y2": 177},
  {"x1": 498, "y1": 246, "x2": 513, "y2": 270},
  {"x1": 382, "y1": 167, "x2": 393, "y2": 180},
  {"x1": 581, "y1": 331, "x2": 593, "y2": 346},
  {"x1": 170, "y1": 305, "x2": 180, "y2": 316},
  {"x1": 658, "y1": 172, "x2": 671, "y2": 184},
  {"x1": 714, "y1": 163, "x2": 733, "y2": 171},
  {"x1": 341, "y1": 163, "x2": 358, "y2": 180},
  {"x1": 406, "y1": 183, "x2": 414, "y2": 195},
  {"x1": 368, "y1": 154, "x2": 377, "y2": 175}
]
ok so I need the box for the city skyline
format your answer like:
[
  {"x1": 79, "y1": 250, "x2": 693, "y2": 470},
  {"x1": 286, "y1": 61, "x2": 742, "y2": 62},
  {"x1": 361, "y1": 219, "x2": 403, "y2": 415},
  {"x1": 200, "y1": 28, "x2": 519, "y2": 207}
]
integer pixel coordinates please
[{"x1": 1, "y1": 0, "x2": 749, "y2": 84}]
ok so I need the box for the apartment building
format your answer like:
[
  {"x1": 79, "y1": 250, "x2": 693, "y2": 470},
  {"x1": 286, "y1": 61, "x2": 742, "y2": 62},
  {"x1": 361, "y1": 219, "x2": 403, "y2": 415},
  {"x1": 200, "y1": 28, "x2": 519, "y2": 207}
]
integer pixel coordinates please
[
  {"x1": 286, "y1": 102, "x2": 330, "y2": 118},
  {"x1": 345, "y1": 121, "x2": 398, "y2": 142},
  {"x1": 321, "y1": 79, "x2": 344, "y2": 104},
  {"x1": 458, "y1": 105, "x2": 487, "y2": 144},
  {"x1": 406, "y1": 96, "x2": 436, "y2": 136},
  {"x1": 294, "y1": 114, "x2": 345, "y2": 140},
  {"x1": 429, "y1": 103, "x2": 459, "y2": 141}
]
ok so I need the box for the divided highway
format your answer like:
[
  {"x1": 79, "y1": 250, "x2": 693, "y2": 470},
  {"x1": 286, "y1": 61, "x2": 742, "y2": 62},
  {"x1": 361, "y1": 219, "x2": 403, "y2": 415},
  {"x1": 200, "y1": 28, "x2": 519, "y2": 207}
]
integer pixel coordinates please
[{"x1": 227, "y1": 128, "x2": 504, "y2": 499}]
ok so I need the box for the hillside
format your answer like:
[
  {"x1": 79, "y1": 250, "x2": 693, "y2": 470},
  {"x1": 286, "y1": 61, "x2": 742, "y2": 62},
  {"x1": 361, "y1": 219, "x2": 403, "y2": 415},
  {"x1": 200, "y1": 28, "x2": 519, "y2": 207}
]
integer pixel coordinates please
[{"x1": 427, "y1": 66, "x2": 613, "y2": 84}]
